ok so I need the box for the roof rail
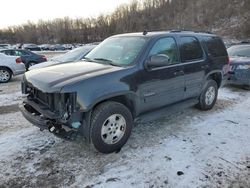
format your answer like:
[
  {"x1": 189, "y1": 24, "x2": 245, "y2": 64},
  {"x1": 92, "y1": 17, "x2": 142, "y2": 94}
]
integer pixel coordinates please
[{"x1": 170, "y1": 30, "x2": 213, "y2": 34}]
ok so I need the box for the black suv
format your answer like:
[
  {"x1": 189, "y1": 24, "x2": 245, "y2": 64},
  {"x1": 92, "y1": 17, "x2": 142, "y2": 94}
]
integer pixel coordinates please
[{"x1": 20, "y1": 31, "x2": 229, "y2": 153}]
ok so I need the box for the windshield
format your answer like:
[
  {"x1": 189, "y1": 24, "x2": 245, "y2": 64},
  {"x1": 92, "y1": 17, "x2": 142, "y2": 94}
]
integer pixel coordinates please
[
  {"x1": 85, "y1": 36, "x2": 147, "y2": 66},
  {"x1": 227, "y1": 45, "x2": 250, "y2": 57},
  {"x1": 53, "y1": 46, "x2": 92, "y2": 62}
]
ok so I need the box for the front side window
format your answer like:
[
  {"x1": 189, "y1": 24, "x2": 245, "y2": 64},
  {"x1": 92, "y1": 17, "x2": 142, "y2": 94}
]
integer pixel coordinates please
[
  {"x1": 85, "y1": 37, "x2": 147, "y2": 66},
  {"x1": 15, "y1": 51, "x2": 23, "y2": 56},
  {"x1": 180, "y1": 37, "x2": 203, "y2": 62},
  {"x1": 149, "y1": 37, "x2": 179, "y2": 65}
]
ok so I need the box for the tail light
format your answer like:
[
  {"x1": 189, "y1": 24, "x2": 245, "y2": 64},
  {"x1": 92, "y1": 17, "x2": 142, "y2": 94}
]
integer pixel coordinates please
[
  {"x1": 227, "y1": 56, "x2": 230, "y2": 64},
  {"x1": 16, "y1": 57, "x2": 22, "y2": 64},
  {"x1": 42, "y1": 55, "x2": 47, "y2": 61}
]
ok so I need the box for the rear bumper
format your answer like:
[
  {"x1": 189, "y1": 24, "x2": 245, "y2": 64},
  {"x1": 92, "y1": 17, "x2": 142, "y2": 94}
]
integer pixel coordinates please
[
  {"x1": 227, "y1": 70, "x2": 250, "y2": 86},
  {"x1": 13, "y1": 63, "x2": 26, "y2": 75}
]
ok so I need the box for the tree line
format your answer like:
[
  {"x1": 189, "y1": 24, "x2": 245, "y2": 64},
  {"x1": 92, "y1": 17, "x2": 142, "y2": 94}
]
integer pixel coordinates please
[{"x1": 0, "y1": 0, "x2": 249, "y2": 44}]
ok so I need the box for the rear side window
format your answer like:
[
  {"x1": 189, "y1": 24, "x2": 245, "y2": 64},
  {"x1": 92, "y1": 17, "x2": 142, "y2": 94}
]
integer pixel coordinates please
[
  {"x1": 180, "y1": 37, "x2": 203, "y2": 62},
  {"x1": 202, "y1": 37, "x2": 227, "y2": 57}
]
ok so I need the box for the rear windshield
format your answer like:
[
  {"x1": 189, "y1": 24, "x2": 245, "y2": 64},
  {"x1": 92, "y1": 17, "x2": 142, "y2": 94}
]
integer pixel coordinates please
[
  {"x1": 227, "y1": 45, "x2": 250, "y2": 57},
  {"x1": 202, "y1": 37, "x2": 227, "y2": 57}
]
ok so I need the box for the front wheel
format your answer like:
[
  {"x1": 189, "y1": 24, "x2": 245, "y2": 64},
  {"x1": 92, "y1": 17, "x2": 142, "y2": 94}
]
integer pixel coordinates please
[
  {"x1": 196, "y1": 79, "x2": 218, "y2": 111},
  {"x1": 90, "y1": 101, "x2": 133, "y2": 154}
]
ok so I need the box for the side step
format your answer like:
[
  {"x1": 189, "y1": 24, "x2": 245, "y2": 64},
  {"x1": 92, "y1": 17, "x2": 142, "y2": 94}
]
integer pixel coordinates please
[{"x1": 135, "y1": 99, "x2": 198, "y2": 123}]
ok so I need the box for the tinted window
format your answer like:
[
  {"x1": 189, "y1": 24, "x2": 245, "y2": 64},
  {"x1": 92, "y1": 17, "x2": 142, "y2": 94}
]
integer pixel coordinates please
[
  {"x1": 180, "y1": 37, "x2": 203, "y2": 62},
  {"x1": 202, "y1": 37, "x2": 227, "y2": 57},
  {"x1": 3, "y1": 50, "x2": 14, "y2": 56},
  {"x1": 149, "y1": 37, "x2": 179, "y2": 64}
]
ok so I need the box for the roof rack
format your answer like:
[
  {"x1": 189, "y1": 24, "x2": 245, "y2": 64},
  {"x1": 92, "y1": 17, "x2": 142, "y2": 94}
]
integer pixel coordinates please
[{"x1": 170, "y1": 30, "x2": 213, "y2": 34}]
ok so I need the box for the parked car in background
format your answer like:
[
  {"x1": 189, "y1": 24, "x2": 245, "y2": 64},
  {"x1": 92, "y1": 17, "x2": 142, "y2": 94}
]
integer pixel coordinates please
[
  {"x1": 20, "y1": 31, "x2": 228, "y2": 153},
  {"x1": 0, "y1": 49, "x2": 47, "y2": 70},
  {"x1": 39, "y1": 44, "x2": 51, "y2": 51},
  {"x1": 0, "y1": 53, "x2": 25, "y2": 83},
  {"x1": 227, "y1": 44, "x2": 250, "y2": 90},
  {"x1": 63, "y1": 44, "x2": 74, "y2": 50},
  {"x1": 49, "y1": 44, "x2": 66, "y2": 51},
  {"x1": 0, "y1": 44, "x2": 12, "y2": 49},
  {"x1": 29, "y1": 45, "x2": 96, "y2": 70},
  {"x1": 22, "y1": 44, "x2": 41, "y2": 51}
]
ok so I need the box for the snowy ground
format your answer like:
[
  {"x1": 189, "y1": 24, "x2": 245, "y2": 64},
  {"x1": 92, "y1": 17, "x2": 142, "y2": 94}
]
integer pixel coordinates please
[{"x1": 0, "y1": 76, "x2": 249, "y2": 188}]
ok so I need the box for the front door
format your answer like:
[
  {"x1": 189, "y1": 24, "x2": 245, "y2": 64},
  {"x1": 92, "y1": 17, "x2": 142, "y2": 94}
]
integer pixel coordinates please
[{"x1": 137, "y1": 37, "x2": 185, "y2": 113}]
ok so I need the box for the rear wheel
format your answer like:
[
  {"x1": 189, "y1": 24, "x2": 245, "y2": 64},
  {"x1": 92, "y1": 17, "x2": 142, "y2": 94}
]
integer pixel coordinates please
[
  {"x1": 196, "y1": 79, "x2": 218, "y2": 111},
  {"x1": 90, "y1": 101, "x2": 133, "y2": 154},
  {"x1": 0, "y1": 67, "x2": 12, "y2": 83}
]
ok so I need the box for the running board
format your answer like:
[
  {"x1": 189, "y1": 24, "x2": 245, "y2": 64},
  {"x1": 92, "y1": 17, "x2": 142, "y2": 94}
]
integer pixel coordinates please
[{"x1": 135, "y1": 99, "x2": 199, "y2": 123}]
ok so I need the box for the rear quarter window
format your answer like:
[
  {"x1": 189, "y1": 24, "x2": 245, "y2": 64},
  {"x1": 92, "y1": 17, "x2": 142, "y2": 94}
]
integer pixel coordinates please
[
  {"x1": 180, "y1": 36, "x2": 204, "y2": 62},
  {"x1": 202, "y1": 36, "x2": 227, "y2": 57}
]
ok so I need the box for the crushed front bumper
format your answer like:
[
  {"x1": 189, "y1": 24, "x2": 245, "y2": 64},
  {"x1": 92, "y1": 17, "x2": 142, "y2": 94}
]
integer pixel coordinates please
[
  {"x1": 20, "y1": 99, "x2": 82, "y2": 140},
  {"x1": 20, "y1": 102, "x2": 49, "y2": 130}
]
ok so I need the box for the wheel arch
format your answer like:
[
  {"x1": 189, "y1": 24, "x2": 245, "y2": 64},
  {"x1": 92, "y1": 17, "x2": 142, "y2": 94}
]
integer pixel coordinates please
[
  {"x1": 0, "y1": 66, "x2": 13, "y2": 75},
  {"x1": 90, "y1": 93, "x2": 137, "y2": 119},
  {"x1": 205, "y1": 71, "x2": 223, "y2": 87}
]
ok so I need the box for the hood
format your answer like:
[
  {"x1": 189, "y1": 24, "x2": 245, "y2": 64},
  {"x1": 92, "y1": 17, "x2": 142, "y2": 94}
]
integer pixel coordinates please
[
  {"x1": 230, "y1": 56, "x2": 250, "y2": 65},
  {"x1": 24, "y1": 61, "x2": 122, "y2": 92}
]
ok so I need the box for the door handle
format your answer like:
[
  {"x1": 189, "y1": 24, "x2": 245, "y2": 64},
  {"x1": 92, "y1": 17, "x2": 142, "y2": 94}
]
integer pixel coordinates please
[
  {"x1": 174, "y1": 70, "x2": 184, "y2": 76},
  {"x1": 143, "y1": 92, "x2": 156, "y2": 97}
]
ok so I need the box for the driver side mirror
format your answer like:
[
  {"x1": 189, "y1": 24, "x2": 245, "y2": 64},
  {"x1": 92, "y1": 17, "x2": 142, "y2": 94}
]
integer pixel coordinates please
[{"x1": 146, "y1": 54, "x2": 171, "y2": 69}]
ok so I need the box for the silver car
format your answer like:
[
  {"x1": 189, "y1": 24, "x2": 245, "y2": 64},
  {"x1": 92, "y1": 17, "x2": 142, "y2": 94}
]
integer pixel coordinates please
[{"x1": 0, "y1": 53, "x2": 26, "y2": 83}]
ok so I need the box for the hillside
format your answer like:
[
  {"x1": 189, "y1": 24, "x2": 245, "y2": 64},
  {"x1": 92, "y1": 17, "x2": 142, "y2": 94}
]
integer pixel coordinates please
[{"x1": 0, "y1": 0, "x2": 249, "y2": 43}]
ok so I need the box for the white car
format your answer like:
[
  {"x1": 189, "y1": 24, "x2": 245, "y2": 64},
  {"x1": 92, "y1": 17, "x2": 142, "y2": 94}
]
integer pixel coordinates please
[{"x1": 0, "y1": 53, "x2": 26, "y2": 83}]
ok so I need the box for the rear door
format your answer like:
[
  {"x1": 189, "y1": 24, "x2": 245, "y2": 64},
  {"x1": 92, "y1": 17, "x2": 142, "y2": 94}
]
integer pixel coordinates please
[
  {"x1": 138, "y1": 37, "x2": 185, "y2": 113},
  {"x1": 179, "y1": 36, "x2": 207, "y2": 99}
]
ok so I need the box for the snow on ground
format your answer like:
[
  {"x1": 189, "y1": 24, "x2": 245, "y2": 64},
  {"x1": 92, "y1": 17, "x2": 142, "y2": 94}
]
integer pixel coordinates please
[
  {"x1": 0, "y1": 91, "x2": 22, "y2": 106},
  {"x1": 0, "y1": 77, "x2": 249, "y2": 188}
]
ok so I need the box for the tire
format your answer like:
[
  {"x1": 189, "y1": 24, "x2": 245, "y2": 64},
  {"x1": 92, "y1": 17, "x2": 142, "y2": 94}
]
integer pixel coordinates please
[
  {"x1": 196, "y1": 79, "x2": 218, "y2": 111},
  {"x1": 90, "y1": 101, "x2": 133, "y2": 154},
  {"x1": 242, "y1": 85, "x2": 250, "y2": 91},
  {"x1": 0, "y1": 67, "x2": 12, "y2": 83}
]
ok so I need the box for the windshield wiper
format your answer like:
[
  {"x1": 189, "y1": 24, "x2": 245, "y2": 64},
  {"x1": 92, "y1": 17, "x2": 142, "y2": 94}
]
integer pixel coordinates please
[
  {"x1": 93, "y1": 58, "x2": 119, "y2": 66},
  {"x1": 82, "y1": 57, "x2": 95, "y2": 62}
]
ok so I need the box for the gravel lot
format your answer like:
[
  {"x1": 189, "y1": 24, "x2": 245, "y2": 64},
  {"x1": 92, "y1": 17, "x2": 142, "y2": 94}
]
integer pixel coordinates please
[{"x1": 0, "y1": 75, "x2": 249, "y2": 188}]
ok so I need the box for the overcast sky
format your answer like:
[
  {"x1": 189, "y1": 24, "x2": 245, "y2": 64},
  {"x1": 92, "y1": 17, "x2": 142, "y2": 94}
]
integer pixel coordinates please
[{"x1": 0, "y1": 0, "x2": 133, "y2": 29}]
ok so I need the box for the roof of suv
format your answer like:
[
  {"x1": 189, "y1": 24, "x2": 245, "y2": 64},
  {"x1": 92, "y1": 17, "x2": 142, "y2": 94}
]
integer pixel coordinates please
[{"x1": 113, "y1": 30, "x2": 217, "y2": 38}]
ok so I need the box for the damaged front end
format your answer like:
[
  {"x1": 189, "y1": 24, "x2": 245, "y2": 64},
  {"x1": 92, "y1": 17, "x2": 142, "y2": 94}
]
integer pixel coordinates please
[{"x1": 20, "y1": 81, "x2": 85, "y2": 140}]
